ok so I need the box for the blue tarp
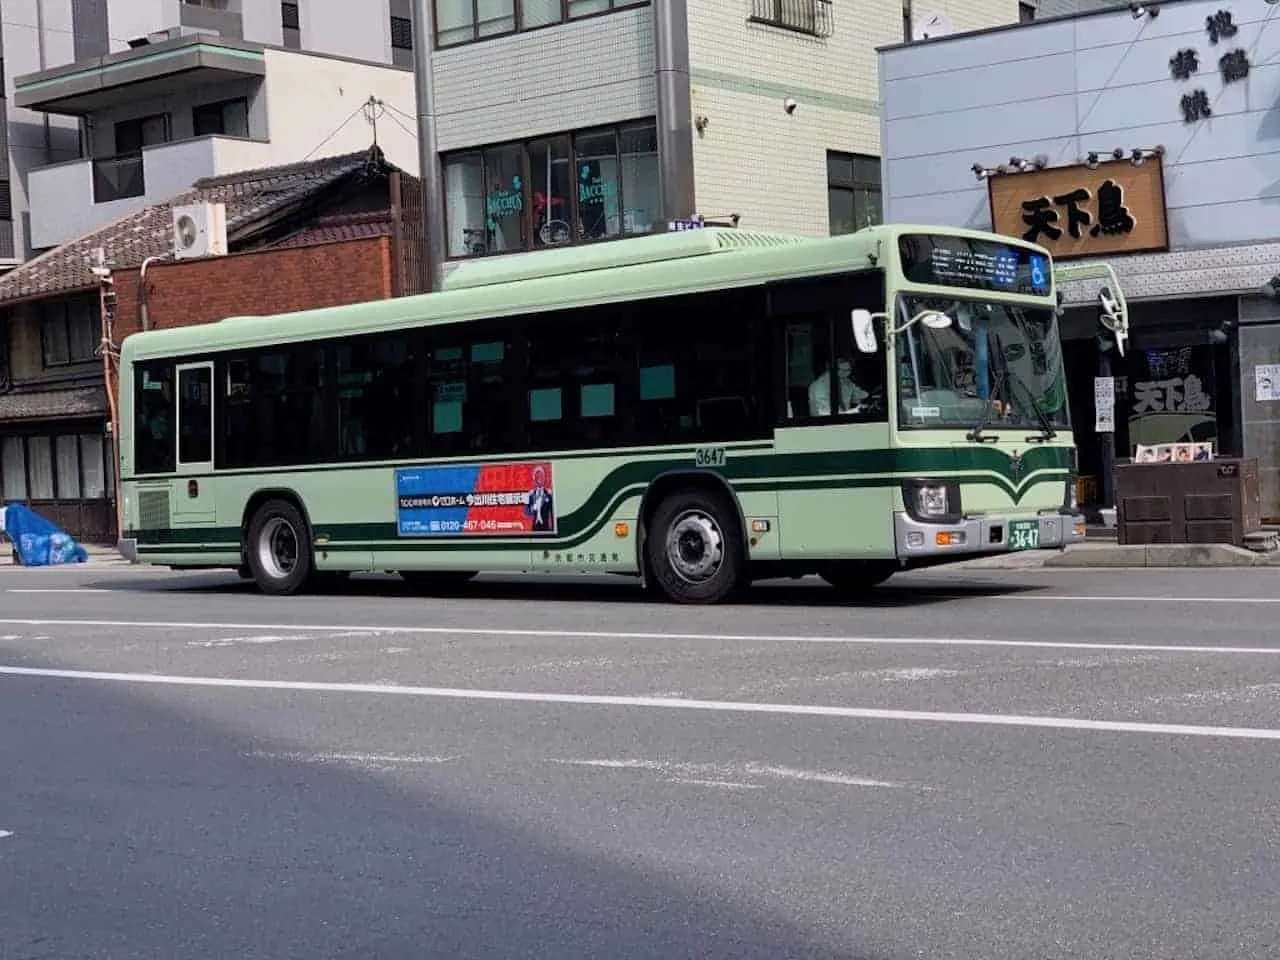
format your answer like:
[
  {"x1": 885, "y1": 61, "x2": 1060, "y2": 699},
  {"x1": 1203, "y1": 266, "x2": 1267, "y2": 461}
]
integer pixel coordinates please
[{"x1": 2, "y1": 503, "x2": 88, "y2": 566}]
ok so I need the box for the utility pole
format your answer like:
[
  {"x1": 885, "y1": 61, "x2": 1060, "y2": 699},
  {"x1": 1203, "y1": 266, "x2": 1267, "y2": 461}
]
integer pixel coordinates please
[{"x1": 411, "y1": 0, "x2": 447, "y2": 292}]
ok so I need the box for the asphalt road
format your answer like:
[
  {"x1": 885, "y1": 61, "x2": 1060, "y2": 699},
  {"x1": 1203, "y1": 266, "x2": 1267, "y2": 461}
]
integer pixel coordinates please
[{"x1": 3, "y1": 564, "x2": 1280, "y2": 959}]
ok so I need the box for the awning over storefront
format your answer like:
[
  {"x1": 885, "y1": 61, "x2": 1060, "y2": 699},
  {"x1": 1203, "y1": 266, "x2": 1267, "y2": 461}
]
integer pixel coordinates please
[{"x1": 1055, "y1": 241, "x2": 1280, "y2": 306}]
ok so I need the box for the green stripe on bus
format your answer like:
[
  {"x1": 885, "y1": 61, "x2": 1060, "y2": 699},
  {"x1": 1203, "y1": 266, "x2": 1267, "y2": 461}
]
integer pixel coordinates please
[{"x1": 130, "y1": 445, "x2": 1070, "y2": 553}]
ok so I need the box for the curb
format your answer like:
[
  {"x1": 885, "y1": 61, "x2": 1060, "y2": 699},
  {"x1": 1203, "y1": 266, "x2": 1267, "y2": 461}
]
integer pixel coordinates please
[{"x1": 1044, "y1": 543, "x2": 1277, "y2": 568}]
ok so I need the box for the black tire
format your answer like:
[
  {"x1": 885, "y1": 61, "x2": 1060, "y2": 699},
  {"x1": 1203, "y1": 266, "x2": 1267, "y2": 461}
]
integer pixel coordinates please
[
  {"x1": 645, "y1": 489, "x2": 745, "y2": 604},
  {"x1": 400, "y1": 570, "x2": 478, "y2": 592},
  {"x1": 819, "y1": 560, "x2": 897, "y2": 592},
  {"x1": 245, "y1": 499, "x2": 313, "y2": 596}
]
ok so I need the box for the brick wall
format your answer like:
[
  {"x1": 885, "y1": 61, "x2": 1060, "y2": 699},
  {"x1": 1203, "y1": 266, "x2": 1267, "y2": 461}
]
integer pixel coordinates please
[{"x1": 112, "y1": 236, "x2": 395, "y2": 342}]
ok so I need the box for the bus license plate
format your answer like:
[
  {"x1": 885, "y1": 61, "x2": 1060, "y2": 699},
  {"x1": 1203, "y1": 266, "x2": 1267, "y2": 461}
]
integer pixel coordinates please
[{"x1": 1008, "y1": 520, "x2": 1040, "y2": 551}]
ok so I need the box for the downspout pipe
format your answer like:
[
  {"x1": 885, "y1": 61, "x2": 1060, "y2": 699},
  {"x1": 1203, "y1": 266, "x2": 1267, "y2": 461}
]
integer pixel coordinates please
[{"x1": 138, "y1": 255, "x2": 169, "y2": 331}]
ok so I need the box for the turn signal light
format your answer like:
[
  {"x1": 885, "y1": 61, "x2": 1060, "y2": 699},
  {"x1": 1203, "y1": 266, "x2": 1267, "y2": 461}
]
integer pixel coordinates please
[
  {"x1": 935, "y1": 531, "x2": 966, "y2": 547},
  {"x1": 614, "y1": 522, "x2": 630, "y2": 538}
]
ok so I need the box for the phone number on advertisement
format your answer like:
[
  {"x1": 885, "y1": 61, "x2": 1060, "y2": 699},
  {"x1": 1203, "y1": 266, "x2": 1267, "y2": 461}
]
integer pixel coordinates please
[{"x1": 418, "y1": 519, "x2": 529, "y2": 534}]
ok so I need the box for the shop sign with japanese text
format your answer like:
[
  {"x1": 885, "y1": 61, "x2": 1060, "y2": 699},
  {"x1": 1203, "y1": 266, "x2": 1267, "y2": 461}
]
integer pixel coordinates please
[{"x1": 987, "y1": 155, "x2": 1169, "y2": 260}]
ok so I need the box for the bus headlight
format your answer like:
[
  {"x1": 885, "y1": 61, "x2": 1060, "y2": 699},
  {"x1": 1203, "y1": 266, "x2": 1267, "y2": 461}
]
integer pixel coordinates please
[
  {"x1": 916, "y1": 485, "x2": 949, "y2": 517},
  {"x1": 903, "y1": 480, "x2": 957, "y2": 521}
]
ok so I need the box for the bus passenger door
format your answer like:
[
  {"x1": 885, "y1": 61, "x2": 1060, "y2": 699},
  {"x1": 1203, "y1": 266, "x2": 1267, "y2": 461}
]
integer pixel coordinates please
[
  {"x1": 769, "y1": 275, "x2": 896, "y2": 560},
  {"x1": 171, "y1": 362, "x2": 217, "y2": 525}
]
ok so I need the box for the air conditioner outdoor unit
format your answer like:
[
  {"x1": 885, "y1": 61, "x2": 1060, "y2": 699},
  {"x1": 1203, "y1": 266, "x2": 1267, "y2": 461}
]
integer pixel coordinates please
[{"x1": 172, "y1": 202, "x2": 228, "y2": 260}]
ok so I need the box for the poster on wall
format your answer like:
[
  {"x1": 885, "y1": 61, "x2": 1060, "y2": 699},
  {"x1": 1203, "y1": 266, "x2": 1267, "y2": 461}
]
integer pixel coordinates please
[
  {"x1": 1255, "y1": 364, "x2": 1280, "y2": 402},
  {"x1": 395, "y1": 462, "x2": 556, "y2": 537},
  {"x1": 1125, "y1": 345, "x2": 1216, "y2": 452},
  {"x1": 1094, "y1": 376, "x2": 1115, "y2": 432}
]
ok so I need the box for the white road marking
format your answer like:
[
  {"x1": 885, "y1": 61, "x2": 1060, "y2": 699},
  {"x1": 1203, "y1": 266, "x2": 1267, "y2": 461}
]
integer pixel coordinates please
[
  {"x1": 5, "y1": 588, "x2": 110, "y2": 594},
  {"x1": 1002, "y1": 594, "x2": 1280, "y2": 605},
  {"x1": 549, "y1": 758, "x2": 900, "y2": 789},
  {"x1": 1, "y1": 616, "x2": 1279, "y2": 656},
  {"x1": 251, "y1": 751, "x2": 456, "y2": 768},
  {"x1": 5, "y1": 663, "x2": 1280, "y2": 741},
  {"x1": 742, "y1": 763, "x2": 904, "y2": 788},
  {"x1": 187, "y1": 635, "x2": 303, "y2": 648},
  {"x1": 0, "y1": 830, "x2": 12, "y2": 840}
]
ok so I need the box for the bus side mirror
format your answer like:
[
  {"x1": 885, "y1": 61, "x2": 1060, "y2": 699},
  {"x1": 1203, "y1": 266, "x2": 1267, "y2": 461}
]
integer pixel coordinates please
[{"x1": 851, "y1": 309, "x2": 878, "y2": 354}]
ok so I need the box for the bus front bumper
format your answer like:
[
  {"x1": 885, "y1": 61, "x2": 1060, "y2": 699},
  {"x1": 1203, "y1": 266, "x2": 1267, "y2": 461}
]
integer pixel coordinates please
[
  {"x1": 894, "y1": 510, "x2": 1086, "y2": 559},
  {"x1": 117, "y1": 538, "x2": 138, "y2": 563}
]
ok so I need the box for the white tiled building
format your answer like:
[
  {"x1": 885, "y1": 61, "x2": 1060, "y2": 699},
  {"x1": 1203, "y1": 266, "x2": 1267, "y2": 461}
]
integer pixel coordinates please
[{"x1": 1, "y1": 0, "x2": 1026, "y2": 270}]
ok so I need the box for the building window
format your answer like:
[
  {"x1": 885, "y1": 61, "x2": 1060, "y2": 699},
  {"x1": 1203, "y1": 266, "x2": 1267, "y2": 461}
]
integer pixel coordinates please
[
  {"x1": 281, "y1": 1, "x2": 301, "y2": 47},
  {"x1": 391, "y1": 15, "x2": 413, "y2": 48},
  {"x1": 41, "y1": 298, "x2": 99, "y2": 367},
  {"x1": 748, "y1": 0, "x2": 834, "y2": 38},
  {"x1": 435, "y1": 0, "x2": 647, "y2": 48},
  {"x1": 115, "y1": 113, "x2": 170, "y2": 153},
  {"x1": 390, "y1": 14, "x2": 413, "y2": 65},
  {"x1": 827, "y1": 151, "x2": 882, "y2": 235},
  {"x1": 0, "y1": 432, "x2": 110, "y2": 502},
  {"x1": 1019, "y1": 2, "x2": 1035, "y2": 21},
  {"x1": 443, "y1": 120, "x2": 659, "y2": 258},
  {"x1": 193, "y1": 98, "x2": 249, "y2": 138},
  {"x1": 0, "y1": 181, "x2": 11, "y2": 221}
]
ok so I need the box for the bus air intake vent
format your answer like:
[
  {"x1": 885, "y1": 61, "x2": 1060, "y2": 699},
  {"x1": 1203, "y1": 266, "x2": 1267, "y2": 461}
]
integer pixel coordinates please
[
  {"x1": 137, "y1": 489, "x2": 171, "y2": 530},
  {"x1": 440, "y1": 227, "x2": 807, "y2": 291},
  {"x1": 713, "y1": 231, "x2": 806, "y2": 251}
]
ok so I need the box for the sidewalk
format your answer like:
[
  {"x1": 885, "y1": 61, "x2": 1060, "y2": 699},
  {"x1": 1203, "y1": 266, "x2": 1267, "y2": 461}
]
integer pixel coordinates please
[
  {"x1": 954, "y1": 540, "x2": 1280, "y2": 570},
  {"x1": 0, "y1": 543, "x2": 129, "y2": 567}
]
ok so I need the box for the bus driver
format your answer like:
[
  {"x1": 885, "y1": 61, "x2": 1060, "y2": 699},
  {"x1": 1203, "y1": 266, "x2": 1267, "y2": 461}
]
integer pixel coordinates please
[{"x1": 808, "y1": 357, "x2": 868, "y2": 416}]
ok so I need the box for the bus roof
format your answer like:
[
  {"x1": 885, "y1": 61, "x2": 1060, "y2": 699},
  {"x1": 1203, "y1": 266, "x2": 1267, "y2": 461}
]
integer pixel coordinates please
[{"x1": 120, "y1": 223, "x2": 1052, "y2": 363}]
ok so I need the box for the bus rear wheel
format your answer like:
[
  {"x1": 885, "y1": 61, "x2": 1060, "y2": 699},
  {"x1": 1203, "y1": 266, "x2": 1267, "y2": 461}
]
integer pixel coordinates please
[
  {"x1": 646, "y1": 490, "x2": 744, "y2": 604},
  {"x1": 246, "y1": 499, "x2": 313, "y2": 596},
  {"x1": 819, "y1": 561, "x2": 897, "y2": 593}
]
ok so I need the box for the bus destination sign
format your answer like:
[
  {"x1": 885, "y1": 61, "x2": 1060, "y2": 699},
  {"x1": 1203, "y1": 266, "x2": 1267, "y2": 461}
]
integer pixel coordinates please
[{"x1": 898, "y1": 234, "x2": 1051, "y2": 297}]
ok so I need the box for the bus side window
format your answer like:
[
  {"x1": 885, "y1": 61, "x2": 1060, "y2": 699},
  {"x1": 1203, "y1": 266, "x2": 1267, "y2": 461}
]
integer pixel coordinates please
[
  {"x1": 135, "y1": 362, "x2": 175, "y2": 474},
  {"x1": 771, "y1": 273, "x2": 887, "y2": 424},
  {"x1": 784, "y1": 322, "x2": 824, "y2": 419}
]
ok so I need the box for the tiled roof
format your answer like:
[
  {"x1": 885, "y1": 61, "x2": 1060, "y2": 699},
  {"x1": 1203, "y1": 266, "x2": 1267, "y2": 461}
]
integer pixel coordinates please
[
  {"x1": 268, "y1": 211, "x2": 396, "y2": 249},
  {"x1": 0, "y1": 384, "x2": 108, "y2": 423},
  {"x1": 0, "y1": 147, "x2": 394, "y2": 306}
]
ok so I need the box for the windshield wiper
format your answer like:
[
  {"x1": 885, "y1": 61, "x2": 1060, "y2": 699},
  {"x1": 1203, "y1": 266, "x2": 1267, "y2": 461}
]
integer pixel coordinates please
[
  {"x1": 965, "y1": 329, "x2": 1002, "y2": 443},
  {"x1": 1002, "y1": 368, "x2": 1058, "y2": 443},
  {"x1": 965, "y1": 379, "x2": 1002, "y2": 443}
]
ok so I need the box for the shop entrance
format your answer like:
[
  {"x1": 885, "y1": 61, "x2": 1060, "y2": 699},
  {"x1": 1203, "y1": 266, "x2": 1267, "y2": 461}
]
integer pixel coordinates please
[{"x1": 1061, "y1": 297, "x2": 1239, "y2": 514}]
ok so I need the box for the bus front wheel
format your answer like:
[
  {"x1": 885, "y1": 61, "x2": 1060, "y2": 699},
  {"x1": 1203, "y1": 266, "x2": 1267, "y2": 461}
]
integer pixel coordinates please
[
  {"x1": 646, "y1": 490, "x2": 744, "y2": 604},
  {"x1": 246, "y1": 499, "x2": 313, "y2": 596}
]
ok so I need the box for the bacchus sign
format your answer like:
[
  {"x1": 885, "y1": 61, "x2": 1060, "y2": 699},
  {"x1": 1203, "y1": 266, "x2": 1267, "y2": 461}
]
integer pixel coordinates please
[{"x1": 987, "y1": 155, "x2": 1169, "y2": 260}]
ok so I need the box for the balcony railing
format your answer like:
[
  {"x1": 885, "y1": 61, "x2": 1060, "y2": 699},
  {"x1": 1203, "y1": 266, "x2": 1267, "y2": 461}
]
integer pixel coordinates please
[
  {"x1": 748, "y1": 0, "x2": 834, "y2": 37},
  {"x1": 92, "y1": 153, "x2": 145, "y2": 204}
]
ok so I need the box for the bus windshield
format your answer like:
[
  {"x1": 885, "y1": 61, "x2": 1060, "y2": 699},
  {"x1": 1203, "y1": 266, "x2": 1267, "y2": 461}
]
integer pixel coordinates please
[{"x1": 894, "y1": 294, "x2": 1070, "y2": 433}]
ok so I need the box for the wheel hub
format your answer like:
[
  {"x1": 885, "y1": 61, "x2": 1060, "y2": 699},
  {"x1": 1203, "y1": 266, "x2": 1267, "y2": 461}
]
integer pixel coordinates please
[
  {"x1": 665, "y1": 511, "x2": 724, "y2": 584},
  {"x1": 258, "y1": 517, "x2": 298, "y2": 580}
]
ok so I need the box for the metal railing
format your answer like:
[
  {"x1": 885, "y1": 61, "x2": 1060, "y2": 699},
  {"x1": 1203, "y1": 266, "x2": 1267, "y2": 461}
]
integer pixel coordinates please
[
  {"x1": 92, "y1": 153, "x2": 145, "y2": 204},
  {"x1": 748, "y1": 0, "x2": 834, "y2": 36}
]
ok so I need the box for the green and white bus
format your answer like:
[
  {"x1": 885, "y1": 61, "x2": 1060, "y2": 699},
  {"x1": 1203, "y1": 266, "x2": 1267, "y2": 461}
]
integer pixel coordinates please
[{"x1": 116, "y1": 223, "x2": 1129, "y2": 603}]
